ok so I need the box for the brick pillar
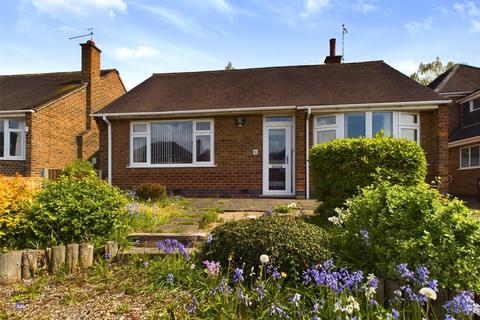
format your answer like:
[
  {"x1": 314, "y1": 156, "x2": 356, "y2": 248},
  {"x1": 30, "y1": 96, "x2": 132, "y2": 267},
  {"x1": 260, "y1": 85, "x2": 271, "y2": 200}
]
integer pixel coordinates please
[
  {"x1": 295, "y1": 110, "x2": 306, "y2": 198},
  {"x1": 437, "y1": 104, "x2": 450, "y2": 193},
  {"x1": 80, "y1": 40, "x2": 101, "y2": 130}
]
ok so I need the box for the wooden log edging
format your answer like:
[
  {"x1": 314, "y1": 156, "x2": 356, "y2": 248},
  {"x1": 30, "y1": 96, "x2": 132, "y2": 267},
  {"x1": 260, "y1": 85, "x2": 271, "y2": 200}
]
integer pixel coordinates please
[{"x1": 0, "y1": 241, "x2": 102, "y2": 285}]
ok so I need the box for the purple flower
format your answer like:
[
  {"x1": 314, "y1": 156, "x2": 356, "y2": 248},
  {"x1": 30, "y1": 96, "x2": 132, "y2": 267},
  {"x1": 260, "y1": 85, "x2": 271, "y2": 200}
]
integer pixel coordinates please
[
  {"x1": 203, "y1": 260, "x2": 221, "y2": 276},
  {"x1": 444, "y1": 315, "x2": 455, "y2": 320},
  {"x1": 157, "y1": 239, "x2": 190, "y2": 260},
  {"x1": 267, "y1": 267, "x2": 282, "y2": 280},
  {"x1": 392, "y1": 308, "x2": 400, "y2": 319},
  {"x1": 233, "y1": 268, "x2": 244, "y2": 283},
  {"x1": 254, "y1": 283, "x2": 266, "y2": 300},
  {"x1": 237, "y1": 288, "x2": 252, "y2": 306},
  {"x1": 396, "y1": 263, "x2": 414, "y2": 281},
  {"x1": 444, "y1": 291, "x2": 480, "y2": 316},
  {"x1": 14, "y1": 303, "x2": 25, "y2": 310},
  {"x1": 210, "y1": 277, "x2": 233, "y2": 296},
  {"x1": 289, "y1": 293, "x2": 301, "y2": 307},
  {"x1": 166, "y1": 273, "x2": 174, "y2": 284},
  {"x1": 269, "y1": 303, "x2": 290, "y2": 319},
  {"x1": 206, "y1": 234, "x2": 213, "y2": 244},
  {"x1": 359, "y1": 229, "x2": 369, "y2": 240},
  {"x1": 134, "y1": 239, "x2": 141, "y2": 246},
  {"x1": 187, "y1": 296, "x2": 197, "y2": 314},
  {"x1": 103, "y1": 252, "x2": 112, "y2": 260},
  {"x1": 427, "y1": 279, "x2": 438, "y2": 291},
  {"x1": 143, "y1": 261, "x2": 149, "y2": 268},
  {"x1": 414, "y1": 265, "x2": 430, "y2": 285}
]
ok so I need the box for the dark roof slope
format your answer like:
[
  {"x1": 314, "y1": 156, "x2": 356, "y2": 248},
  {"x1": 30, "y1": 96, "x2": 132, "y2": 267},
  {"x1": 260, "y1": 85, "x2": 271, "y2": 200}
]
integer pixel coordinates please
[
  {"x1": 97, "y1": 61, "x2": 444, "y2": 115},
  {"x1": 428, "y1": 64, "x2": 480, "y2": 94},
  {"x1": 0, "y1": 70, "x2": 115, "y2": 111},
  {"x1": 450, "y1": 123, "x2": 480, "y2": 142}
]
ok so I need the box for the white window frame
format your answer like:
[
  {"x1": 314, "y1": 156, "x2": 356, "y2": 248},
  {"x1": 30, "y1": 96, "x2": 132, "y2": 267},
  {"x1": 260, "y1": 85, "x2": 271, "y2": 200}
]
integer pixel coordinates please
[
  {"x1": 460, "y1": 144, "x2": 480, "y2": 170},
  {"x1": 0, "y1": 118, "x2": 27, "y2": 161},
  {"x1": 469, "y1": 99, "x2": 480, "y2": 112},
  {"x1": 129, "y1": 119, "x2": 215, "y2": 168},
  {"x1": 313, "y1": 111, "x2": 420, "y2": 145}
]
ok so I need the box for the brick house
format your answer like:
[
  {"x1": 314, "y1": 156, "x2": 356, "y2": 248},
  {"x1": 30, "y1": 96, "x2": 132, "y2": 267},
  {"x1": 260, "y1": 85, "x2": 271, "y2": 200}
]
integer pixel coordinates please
[
  {"x1": 94, "y1": 39, "x2": 450, "y2": 198},
  {"x1": 429, "y1": 64, "x2": 480, "y2": 196},
  {"x1": 0, "y1": 41, "x2": 126, "y2": 177}
]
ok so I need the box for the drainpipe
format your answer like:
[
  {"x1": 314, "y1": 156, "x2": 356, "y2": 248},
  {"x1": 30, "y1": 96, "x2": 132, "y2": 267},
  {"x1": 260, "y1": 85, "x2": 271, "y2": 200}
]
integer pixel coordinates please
[
  {"x1": 102, "y1": 116, "x2": 112, "y2": 184},
  {"x1": 305, "y1": 108, "x2": 312, "y2": 199}
]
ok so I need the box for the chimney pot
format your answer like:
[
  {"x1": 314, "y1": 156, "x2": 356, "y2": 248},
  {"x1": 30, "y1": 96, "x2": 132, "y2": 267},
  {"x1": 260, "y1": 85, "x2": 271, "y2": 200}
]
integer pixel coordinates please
[{"x1": 329, "y1": 38, "x2": 336, "y2": 56}]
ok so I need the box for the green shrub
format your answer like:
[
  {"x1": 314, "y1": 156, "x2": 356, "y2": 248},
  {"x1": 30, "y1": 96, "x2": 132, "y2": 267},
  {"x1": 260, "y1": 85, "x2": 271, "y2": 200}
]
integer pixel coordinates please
[
  {"x1": 333, "y1": 181, "x2": 480, "y2": 291},
  {"x1": 205, "y1": 217, "x2": 332, "y2": 280},
  {"x1": 309, "y1": 136, "x2": 427, "y2": 220},
  {"x1": 25, "y1": 174, "x2": 129, "y2": 248},
  {"x1": 135, "y1": 183, "x2": 167, "y2": 201},
  {"x1": 61, "y1": 159, "x2": 97, "y2": 179}
]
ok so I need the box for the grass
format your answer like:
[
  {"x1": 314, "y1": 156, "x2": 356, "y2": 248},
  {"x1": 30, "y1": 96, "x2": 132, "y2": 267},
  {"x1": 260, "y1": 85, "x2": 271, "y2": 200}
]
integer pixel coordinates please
[{"x1": 126, "y1": 197, "x2": 189, "y2": 233}]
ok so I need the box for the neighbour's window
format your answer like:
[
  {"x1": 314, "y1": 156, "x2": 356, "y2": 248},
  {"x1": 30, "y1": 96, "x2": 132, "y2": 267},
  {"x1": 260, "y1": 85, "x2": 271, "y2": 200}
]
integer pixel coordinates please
[
  {"x1": 470, "y1": 98, "x2": 480, "y2": 112},
  {"x1": 313, "y1": 111, "x2": 419, "y2": 145},
  {"x1": 130, "y1": 119, "x2": 214, "y2": 166},
  {"x1": 460, "y1": 145, "x2": 480, "y2": 169},
  {"x1": 0, "y1": 118, "x2": 26, "y2": 160}
]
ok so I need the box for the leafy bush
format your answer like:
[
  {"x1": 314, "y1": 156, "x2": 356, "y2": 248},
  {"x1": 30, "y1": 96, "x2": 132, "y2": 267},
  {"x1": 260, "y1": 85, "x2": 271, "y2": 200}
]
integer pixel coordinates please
[
  {"x1": 0, "y1": 175, "x2": 35, "y2": 249},
  {"x1": 309, "y1": 136, "x2": 427, "y2": 220},
  {"x1": 332, "y1": 181, "x2": 480, "y2": 291},
  {"x1": 61, "y1": 159, "x2": 97, "y2": 179},
  {"x1": 205, "y1": 217, "x2": 332, "y2": 280},
  {"x1": 135, "y1": 183, "x2": 167, "y2": 201},
  {"x1": 25, "y1": 174, "x2": 129, "y2": 248}
]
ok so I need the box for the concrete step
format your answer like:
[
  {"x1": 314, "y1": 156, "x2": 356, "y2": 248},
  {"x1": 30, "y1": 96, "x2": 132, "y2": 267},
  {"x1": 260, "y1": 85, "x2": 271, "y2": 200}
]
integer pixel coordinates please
[
  {"x1": 119, "y1": 247, "x2": 199, "y2": 260},
  {"x1": 169, "y1": 216, "x2": 201, "y2": 224},
  {"x1": 127, "y1": 232, "x2": 207, "y2": 247},
  {"x1": 160, "y1": 224, "x2": 200, "y2": 233}
]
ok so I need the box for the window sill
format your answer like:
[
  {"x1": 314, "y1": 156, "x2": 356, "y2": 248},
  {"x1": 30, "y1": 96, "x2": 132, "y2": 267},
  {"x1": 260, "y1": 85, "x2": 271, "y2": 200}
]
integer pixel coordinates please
[
  {"x1": 127, "y1": 164, "x2": 217, "y2": 169},
  {"x1": 458, "y1": 166, "x2": 480, "y2": 170},
  {"x1": 0, "y1": 158, "x2": 26, "y2": 161}
]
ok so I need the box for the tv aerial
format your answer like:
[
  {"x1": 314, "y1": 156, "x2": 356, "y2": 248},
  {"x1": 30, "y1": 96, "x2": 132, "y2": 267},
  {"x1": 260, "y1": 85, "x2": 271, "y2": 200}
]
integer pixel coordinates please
[
  {"x1": 68, "y1": 28, "x2": 94, "y2": 41},
  {"x1": 342, "y1": 24, "x2": 348, "y2": 62}
]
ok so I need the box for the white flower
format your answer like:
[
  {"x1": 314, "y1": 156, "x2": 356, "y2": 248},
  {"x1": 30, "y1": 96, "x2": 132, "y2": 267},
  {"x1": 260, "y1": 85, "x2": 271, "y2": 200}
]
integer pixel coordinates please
[
  {"x1": 260, "y1": 254, "x2": 270, "y2": 264},
  {"x1": 419, "y1": 287, "x2": 437, "y2": 300},
  {"x1": 287, "y1": 202, "x2": 298, "y2": 209}
]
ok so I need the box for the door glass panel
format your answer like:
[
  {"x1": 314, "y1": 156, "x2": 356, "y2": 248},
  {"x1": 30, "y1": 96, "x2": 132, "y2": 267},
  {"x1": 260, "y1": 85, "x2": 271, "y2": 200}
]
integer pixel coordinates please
[
  {"x1": 345, "y1": 112, "x2": 366, "y2": 137},
  {"x1": 401, "y1": 113, "x2": 418, "y2": 124},
  {"x1": 372, "y1": 112, "x2": 393, "y2": 137},
  {"x1": 269, "y1": 168, "x2": 286, "y2": 190},
  {"x1": 316, "y1": 130, "x2": 336, "y2": 144},
  {"x1": 269, "y1": 129, "x2": 286, "y2": 164},
  {"x1": 471, "y1": 146, "x2": 479, "y2": 167}
]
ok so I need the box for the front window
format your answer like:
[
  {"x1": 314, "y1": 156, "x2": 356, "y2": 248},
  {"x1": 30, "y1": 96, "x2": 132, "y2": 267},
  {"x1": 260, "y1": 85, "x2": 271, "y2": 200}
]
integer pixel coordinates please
[
  {"x1": 470, "y1": 98, "x2": 480, "y2": 112},
  {"x1": 460, "y1": 145, "x2": 480, "y2": 169},
  {"x1": 314, "y1": 111, "x2": 420, "y2": 144},
  {"x1": 0, "y1": 118, "x2": 26, "y2": 160},
  {"x1": 130, "y1": 119, "x2": 214, "y2": 167}
]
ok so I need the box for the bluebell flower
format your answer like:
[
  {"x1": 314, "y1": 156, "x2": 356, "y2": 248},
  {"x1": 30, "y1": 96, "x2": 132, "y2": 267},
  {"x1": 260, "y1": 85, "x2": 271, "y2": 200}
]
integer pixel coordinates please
[
  {"x1": 14, "y1": 303, "x2": 25, "y2": 310},
  {"x1": 269, "y1": 303, "x2": 290, "y2": 319},
  {"x1": 103, "y1": 252, "x2": 112, "y2": 260},
  {"x1": 206, "y1": 234, "x2": 213, "y2": 244},
  {"x1": 359, "y1": 229, "x2": 369, "y2": 240},
  {"x1": 237, "y1": 288, "x2": 252, "y2": 306},
  {"x1": 289, "y1": 293, "x2": 302, "y2": 307},
  {"x1": 156, "y1": 239, "x2": 190, "y2": 260},
  {"x1": 444, "y1": 291, "x2": 480, "y2": 316},
  {"x1": 267, "y1": 267, "x2": 282, "y2": 280},
  {"x1": 392, "y1": 308, "x2": 400, "y2": 319},
  {"x1": 254, "y1": 283, "x2": 266, "y2": 300},
  {"x1": 395, "y1": 263, "x2": 414, "y2": 281},
  {"x1": 187, "y1": 296, "x2": 197, "y2": 314},
  {"x1": 414, "y1": 265, "x2": 430, "y2": 285},
  {"x1": 143, "y1": 261, "x2": 149, "y2": 268},
  {"x1": 233, "y1": 268, "x2": 244, "y2": 284},
  {"x1": 166, "y1": 273, "x2": 174, "y2": 284}
]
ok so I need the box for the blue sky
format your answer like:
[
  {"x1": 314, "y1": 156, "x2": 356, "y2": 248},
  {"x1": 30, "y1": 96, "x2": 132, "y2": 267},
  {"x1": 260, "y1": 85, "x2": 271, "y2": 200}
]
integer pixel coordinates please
[{"x1": 1, "y1": 0, "x2": 479, "y2": 89}]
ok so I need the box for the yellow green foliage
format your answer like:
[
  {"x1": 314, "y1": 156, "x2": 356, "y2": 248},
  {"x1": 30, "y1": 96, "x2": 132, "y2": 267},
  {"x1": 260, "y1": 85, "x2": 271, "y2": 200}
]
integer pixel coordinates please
[{"x1": 0, "y1": 175, "x2": 35, "y2": 248}]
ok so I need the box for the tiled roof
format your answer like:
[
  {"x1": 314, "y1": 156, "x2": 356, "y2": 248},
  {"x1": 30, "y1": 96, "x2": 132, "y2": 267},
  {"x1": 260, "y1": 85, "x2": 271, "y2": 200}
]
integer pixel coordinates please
[
  {"x1": 0, "y1": 70, "x2": 115, "y2": 111},
  {"x1": 428, "y1": 64, "x2": 480, "y2": 94},
  {"x1": 96, "y1": 61, "x2": 444, "y2": 115}
]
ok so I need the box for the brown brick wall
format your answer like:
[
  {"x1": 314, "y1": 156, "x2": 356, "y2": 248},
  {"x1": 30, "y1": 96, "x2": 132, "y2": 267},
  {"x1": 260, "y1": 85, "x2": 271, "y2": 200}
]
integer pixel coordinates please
[
  {"x1": 448, "y1": 102, "x2": 462, "y2": 136},
  {"x1": 98, "y1": 115, "x2": 265, "y2": 196},
  {"x1": 449, "y1": 144, "x2": 479, "y2": 196},
  {"x1": 294, "y1": 110, "x2": 306, "y2": 197},
  {"x1": 420, "y1": 106, "x2": 449, "y2": 191},
  {"x1": 25, "y1": 72, "x2": 124, "y2": 177}
]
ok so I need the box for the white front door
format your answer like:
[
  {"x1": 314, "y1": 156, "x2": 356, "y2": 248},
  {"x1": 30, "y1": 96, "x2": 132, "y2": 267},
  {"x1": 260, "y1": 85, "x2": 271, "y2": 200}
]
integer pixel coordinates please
[{"x1": 263, "y1": 117, "x2": 293, "y2": 196}]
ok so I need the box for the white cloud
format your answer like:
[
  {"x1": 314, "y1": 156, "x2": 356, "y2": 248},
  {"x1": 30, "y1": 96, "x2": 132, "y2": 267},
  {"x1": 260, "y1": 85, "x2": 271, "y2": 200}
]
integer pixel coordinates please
[
  {"x1": 453, "y1": 1, "x2": 480, "y2": 16},
  {"x1": 470, "y1": 19, "x2": 480, "y2": 32},
  {"x1": 357, "y1": 0, "x2": 377, "y2": 14},
  {"x1": 392, "y1": 60, "x2": 419, "y2": 76},
  {"x1": 31, "y1": 0, "x2": 126, "y2": 17},
  {"x1": 404, "y1": 18, "x2": 433, "y2": 33},
  {"x1": 114, "y1": 46, "x2": 159, "y2": 59},
  {"x1": 134, "y1": 3, "x2": 203, "y2": 36},
  {"x1": 303, "y1": 0, "x2": 329, "y2": 16}
]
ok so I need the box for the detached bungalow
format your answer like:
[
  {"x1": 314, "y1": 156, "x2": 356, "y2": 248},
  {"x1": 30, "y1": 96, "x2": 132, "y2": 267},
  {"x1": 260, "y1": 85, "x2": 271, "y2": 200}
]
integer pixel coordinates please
[
  {"x1": 429, "y1": 64, "x2": 480, "y2": 196},
  {"x1": 0, "y1": 41, "x2": 125, "y2": 177},
  {"x1": 94, "y1": 39, "x2": 450, "y2": 198}
]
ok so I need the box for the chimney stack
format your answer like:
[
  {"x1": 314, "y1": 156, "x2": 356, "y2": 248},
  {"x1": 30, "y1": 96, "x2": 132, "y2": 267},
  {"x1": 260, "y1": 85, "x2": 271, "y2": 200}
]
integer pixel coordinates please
[
  {"x1": 80, "y1": 40, "x2": 101, "y2": 130},
  {"x1": 324, "y1": 38, "x2": 342, "y2": 64},
  {"x1": 80, "y1": 40, "x2": 101, "y2": 83}
]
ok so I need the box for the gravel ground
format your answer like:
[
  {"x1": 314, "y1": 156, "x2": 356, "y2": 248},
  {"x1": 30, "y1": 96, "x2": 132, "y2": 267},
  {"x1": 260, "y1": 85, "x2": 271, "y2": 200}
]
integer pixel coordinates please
[{"x1": 0, "y1": 266, "x2": 187, "y2": 320}]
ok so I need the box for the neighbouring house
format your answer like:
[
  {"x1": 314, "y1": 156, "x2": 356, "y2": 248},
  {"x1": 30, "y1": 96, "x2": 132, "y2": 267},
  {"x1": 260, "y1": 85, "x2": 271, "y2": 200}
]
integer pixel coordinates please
[
  {"x1": 429, "y1": 64, "x2": 480, "y2": 197},
  {"x1": 0, "y1": 40, "x2": 126, "y2": 178},
  {"x1": 94, "y1": 39, "x2": 450, "y2": 198}
]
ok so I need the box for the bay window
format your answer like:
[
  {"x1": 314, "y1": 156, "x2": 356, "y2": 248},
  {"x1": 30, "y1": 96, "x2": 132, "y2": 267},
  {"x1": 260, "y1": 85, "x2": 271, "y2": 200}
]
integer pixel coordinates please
[
  {"x1": 0, "y1": 118, "x2": 26, "y2": 160},
  {"x1": 460, "y1": 145, "x2": 480, "y2": 169},
  {"x1": 313, "y1": 112, "x2": 420, "y2": 144},
  {"x1": 130, "y1": 119, "x2": 214, "y2": 167}
]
